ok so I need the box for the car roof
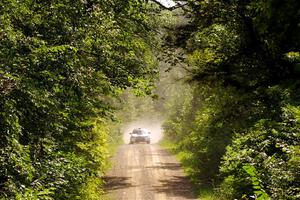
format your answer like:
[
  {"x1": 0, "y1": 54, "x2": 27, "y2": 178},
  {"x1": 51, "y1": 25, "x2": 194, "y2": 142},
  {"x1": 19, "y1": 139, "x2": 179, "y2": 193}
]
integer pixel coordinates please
[{"x1": 133, "y1": 128, "x2": 149, "y2": 132}]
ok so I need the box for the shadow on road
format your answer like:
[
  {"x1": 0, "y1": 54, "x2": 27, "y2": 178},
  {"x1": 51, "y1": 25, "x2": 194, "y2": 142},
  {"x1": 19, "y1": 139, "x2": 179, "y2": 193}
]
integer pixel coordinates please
[
  {"x1": 151, "y1": 175, "x2": 196, "y2": 199},
  {"x1": 146, "y1": 162, "x2": 181, "y2": 170},
  {"x1": 103, "y1": 176, "x2": 134, "y2": 191}
]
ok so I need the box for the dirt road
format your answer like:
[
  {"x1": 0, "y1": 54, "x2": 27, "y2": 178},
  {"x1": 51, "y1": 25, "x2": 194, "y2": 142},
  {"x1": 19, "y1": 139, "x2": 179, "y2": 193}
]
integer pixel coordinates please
[{"x1": 104, "y1": 144, "x2": 198, "y2": 200}]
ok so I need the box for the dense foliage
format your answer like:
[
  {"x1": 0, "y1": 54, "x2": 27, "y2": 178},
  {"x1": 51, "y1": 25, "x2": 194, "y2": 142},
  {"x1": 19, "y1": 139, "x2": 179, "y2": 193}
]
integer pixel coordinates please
[
  {"x1": 163, "y1": 0, "x2": 300, "y2": 199},
  {"x1": 1, "y1": 0, "x2": 300, "y2": 199},
  {"x1": 0, "y1": 0, "x2": 158, "y2": 199}
]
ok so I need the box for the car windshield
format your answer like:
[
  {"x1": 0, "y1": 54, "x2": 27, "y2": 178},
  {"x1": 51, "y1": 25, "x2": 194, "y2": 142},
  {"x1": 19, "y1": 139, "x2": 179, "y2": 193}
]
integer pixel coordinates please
[{"x1": 133, "y1": 129, "x2": 148, "y2": 135}]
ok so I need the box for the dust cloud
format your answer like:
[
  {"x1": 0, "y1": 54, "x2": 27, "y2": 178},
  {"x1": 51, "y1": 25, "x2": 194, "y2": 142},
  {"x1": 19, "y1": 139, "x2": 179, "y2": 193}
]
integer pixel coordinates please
[{"x1": 122, "y1": 118, "x2": 164, "y2": 144}]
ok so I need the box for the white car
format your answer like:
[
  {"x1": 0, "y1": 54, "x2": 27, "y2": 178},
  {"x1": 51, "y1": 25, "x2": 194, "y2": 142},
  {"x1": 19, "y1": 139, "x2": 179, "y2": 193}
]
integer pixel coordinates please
[{"x1": 129, "y1": 128, "x2": 151, "y2": 144}]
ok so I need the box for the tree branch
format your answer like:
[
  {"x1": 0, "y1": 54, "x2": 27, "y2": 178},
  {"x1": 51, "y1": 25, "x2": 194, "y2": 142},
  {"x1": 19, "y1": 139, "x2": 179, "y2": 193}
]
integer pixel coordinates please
[{"x1": 150, "y1": 0, "x2": 188, "y2": 11}]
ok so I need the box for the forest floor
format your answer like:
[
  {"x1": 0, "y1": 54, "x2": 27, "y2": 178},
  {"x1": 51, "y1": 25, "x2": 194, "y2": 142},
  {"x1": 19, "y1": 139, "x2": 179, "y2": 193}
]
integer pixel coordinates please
[{"x1": 103, "y1": 144, "x2": 198, "y2": 200}]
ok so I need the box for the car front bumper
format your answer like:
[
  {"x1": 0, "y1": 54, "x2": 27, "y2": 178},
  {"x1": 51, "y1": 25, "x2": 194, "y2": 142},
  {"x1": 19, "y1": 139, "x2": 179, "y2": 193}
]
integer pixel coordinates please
[{"x1": 130, "y1": 137, "x2": 150, "y2": 143}]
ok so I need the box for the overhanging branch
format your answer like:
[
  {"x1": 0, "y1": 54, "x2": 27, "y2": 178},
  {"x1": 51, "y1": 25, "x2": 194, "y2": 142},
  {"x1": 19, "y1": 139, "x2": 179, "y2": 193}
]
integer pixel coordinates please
[{"x1": 150, "y1": 0, "x2": 188, "y2": 11}]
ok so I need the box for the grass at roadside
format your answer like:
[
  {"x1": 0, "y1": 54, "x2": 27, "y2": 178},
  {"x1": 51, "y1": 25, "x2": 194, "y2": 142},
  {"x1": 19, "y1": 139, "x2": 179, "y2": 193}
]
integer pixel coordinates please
[
  {"x1": 99, "y1": 130, "x2": 124, "y2": 200},
  {"x1": 159, "y1": 139, "x2": 222, "y2": 200},
  {"x1": 78, "y1": 123, "x2": 124, "y2": 200},
  {"x1": 108, "y1": 134, "x2": 124, "y2": 158}
]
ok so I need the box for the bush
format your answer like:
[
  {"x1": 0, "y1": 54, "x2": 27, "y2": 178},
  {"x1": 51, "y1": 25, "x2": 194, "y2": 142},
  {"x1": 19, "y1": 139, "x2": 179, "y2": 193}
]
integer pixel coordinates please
[{"x1": 220, "y1": 105, "x2": 300, "y2": 199}]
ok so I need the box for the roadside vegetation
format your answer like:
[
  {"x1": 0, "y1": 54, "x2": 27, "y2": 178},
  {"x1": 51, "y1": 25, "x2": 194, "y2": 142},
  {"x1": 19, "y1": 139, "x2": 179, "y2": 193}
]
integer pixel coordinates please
[
  {"x1": 162, "y1": 0, "x2": 300, "y2": 199},
  {"x1": 0, "y1": 1, "x2": 160, "y2": 199},
  {"x1": 1, "y1": 0, "x2": 299, "y2": 200}
]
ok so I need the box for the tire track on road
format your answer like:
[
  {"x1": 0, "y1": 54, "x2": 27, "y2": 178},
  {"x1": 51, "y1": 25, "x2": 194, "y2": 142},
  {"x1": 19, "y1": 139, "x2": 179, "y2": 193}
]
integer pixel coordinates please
[{"x1": 104, "y1": 144, "x2": 197, "y2": 200}]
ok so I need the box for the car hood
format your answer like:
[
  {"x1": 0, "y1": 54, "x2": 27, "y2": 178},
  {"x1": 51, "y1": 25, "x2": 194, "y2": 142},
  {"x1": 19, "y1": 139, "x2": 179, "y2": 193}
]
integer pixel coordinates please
[{"x1": 131, "y1": 134, "x2": 149, "y2": 137}]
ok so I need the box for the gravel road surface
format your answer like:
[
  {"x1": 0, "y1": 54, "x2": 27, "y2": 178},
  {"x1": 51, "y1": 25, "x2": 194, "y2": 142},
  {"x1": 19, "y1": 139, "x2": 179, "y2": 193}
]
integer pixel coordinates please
[{"x1": 104, "y1": 144, "x2": 197, "y2": 200}]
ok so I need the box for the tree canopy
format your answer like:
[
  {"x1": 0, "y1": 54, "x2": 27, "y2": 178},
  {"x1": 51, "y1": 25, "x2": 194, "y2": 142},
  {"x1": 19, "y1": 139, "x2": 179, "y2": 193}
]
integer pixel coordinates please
[
  {"x1": 1, "y1": 0, "x2": 300, "y2": 199},
  {"x1": 162, "y1": 0, "x2": 300, "y2": 199},
  {"x1": 0, "y1": 0, "x2": 159, "y2": 199}
]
